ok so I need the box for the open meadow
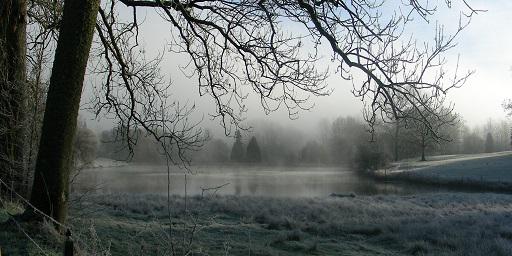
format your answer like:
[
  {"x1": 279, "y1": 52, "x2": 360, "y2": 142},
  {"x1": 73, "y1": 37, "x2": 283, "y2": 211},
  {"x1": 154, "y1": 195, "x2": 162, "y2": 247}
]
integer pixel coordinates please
[{"x1": 3, "y1": 192, "x2": 512, "y2": 255}]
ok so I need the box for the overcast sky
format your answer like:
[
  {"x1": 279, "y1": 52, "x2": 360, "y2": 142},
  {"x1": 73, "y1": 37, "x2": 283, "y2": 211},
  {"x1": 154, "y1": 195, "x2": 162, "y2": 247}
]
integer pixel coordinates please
[
  {"x1": 443, "y1": 0, "x2": 512, "y2": 125},
  {"x1": 81, "y1": 0, "x2": 512, "y2": 136}
]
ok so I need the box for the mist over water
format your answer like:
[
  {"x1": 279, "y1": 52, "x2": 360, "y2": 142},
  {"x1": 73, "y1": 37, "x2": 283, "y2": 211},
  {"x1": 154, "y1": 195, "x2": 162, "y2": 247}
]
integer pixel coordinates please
[{"x1": 75, "y1": 164, "x2": 460, "y2": 198}]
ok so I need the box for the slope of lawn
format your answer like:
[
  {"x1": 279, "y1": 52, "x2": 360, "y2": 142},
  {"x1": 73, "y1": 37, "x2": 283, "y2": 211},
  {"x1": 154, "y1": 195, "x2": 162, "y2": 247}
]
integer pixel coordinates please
[{"x1": 382, "y1": 151, "x2": 512, "y2": 190}]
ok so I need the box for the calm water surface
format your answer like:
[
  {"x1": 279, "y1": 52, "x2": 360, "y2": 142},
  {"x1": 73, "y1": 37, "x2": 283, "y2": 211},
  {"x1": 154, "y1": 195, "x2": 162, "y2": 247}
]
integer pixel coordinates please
[{"x1": 74, "y1": 164, "x2": 456, "y2": 198}]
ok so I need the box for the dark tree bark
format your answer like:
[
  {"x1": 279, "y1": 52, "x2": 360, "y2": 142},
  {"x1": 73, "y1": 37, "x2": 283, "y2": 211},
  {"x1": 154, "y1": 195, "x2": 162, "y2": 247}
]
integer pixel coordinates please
[
  {"x1": 0, "y1": 0, "x2": 28, "y2": 196},
  {"x1": 421, "y1": 134, "x2": 427, "y2": 161},
  {"x1": 29, "y1": 0, "x2": 99, "y2": 223},
  {"x1": 394, "y1": 120, "x2": 399, "y2": 162}
]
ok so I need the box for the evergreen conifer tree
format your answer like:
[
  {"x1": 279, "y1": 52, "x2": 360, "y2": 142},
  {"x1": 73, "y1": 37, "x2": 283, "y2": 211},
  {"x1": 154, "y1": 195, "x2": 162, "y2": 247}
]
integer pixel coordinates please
[
  {"x1": 246, "y1": 136, "x2": 262, "y2": 162},
  {"x1": 230, "y1": 130, "x2": 244, "y2": 162}
]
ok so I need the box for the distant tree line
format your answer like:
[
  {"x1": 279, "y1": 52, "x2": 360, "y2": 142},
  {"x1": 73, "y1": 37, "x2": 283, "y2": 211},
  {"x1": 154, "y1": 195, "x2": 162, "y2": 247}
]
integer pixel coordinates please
[
  {"x1": 74, "y1": 119, "x2": 98, "y2": 166},
  {"x1": 93, "y1": 117, "x2": 511, "y2": 168},
  {"x1": 379, "y1": 118, "x2": 511, "y2": 163},
  {"x1": 229, "y1": 130, "x2": 262, "y2": 163},
  {"x1": 97, "y1": 127, "x2": 166, "y2": 164}
]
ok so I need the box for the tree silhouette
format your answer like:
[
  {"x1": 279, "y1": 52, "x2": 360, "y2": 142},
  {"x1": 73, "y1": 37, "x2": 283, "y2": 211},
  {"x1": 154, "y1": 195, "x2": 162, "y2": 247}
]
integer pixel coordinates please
[
  {"x1": 0, "y1": 0, "x2": 28, "y2": 196},
  {"x1": 485, "y1": 132, "x2": 495, "y2": 153},
  {"x1": 29, "y1": 0, "x2": 100, "y2": 223},
  {"x1": 404, "y1": 95, "x2": 459, "y2": 161},
  {"x1": 300, "y1": 140, "x2": 326, "y2": 164},
  {"x1": 74, "y1": 122, "x2": 98, "y2": 165},
  {"x1": 246, "y1": 136, "x2": 262, "y2": 163},
  {"x1": 230, "y1": 130, "x2": 244, "y2": 162}
]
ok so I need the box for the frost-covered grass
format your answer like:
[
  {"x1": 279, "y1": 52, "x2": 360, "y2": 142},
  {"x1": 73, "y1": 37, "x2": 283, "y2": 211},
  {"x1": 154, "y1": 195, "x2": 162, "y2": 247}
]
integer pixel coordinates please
[
  {"x1": 88, "y1": 158, "x2": 128, "y2": 168},
  {"x1": 382, "y1": 151, "x2": 512, "y2": 191},
  {"x1": 4, "y1": 193, "x2": 512, "y2": 255},
  {"x1": 392, "y1": 151, "x2": 512, "y2": 173},
  {"x1": 70, "y1": 193, "x2": 512, "y2": 255},
  {"x1": 0, "y1": 201, "x2": 64, "y2": 255}
]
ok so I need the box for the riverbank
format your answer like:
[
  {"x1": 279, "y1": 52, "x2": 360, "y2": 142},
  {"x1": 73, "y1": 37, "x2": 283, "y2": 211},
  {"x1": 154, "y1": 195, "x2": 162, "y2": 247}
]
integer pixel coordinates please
[
  {"x1": 87, "y1": 158, "x2": 129, "y2": 168},
  {"x1": 373, "y1": 151, "x2": 512, "y2": 192},
  {"x1": 2, "y1": 192, "x2": 512, "y2": 255}
]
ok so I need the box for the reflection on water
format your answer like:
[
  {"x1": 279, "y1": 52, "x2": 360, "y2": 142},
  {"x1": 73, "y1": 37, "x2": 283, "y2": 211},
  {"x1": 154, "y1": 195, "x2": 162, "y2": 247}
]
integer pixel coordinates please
[{"x1": 73, "y1": 165, "x2": 453, "y2": 198}]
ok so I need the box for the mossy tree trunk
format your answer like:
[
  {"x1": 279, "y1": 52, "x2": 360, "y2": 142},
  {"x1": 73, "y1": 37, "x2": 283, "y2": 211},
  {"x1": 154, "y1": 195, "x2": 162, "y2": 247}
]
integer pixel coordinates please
[
  {"x1": 29, "y1": 0, "x2": 99, "y2": 223},
  {"x1": 0, "y1": 0, "x2": 28, "y2": 196}
]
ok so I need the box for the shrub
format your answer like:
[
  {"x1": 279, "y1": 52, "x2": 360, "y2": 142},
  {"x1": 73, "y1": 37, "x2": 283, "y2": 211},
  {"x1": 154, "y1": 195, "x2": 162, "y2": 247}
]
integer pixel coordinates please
[
  {"x1": 75, "y1": 126, "x2": 98, "y2": 164},
  {"x1": 353, "y1": 143, "x2": 389, "y2": 171}
]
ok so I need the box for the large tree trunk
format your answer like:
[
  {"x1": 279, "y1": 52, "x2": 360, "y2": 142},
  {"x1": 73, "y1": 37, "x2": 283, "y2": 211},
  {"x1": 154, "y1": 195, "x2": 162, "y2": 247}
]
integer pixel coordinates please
[
  {"x1": 0, "y1": 0, "x2": 28, "y2": 196},
  {"x1": 394, "y1": 120, "x2": 399, "y2": 162},
  {"x1": 29, "y1": 0, "x2": 99, "y2": 223},
  {"x1": 421, "y1": 135, "x2": 426, "y2": 161}
]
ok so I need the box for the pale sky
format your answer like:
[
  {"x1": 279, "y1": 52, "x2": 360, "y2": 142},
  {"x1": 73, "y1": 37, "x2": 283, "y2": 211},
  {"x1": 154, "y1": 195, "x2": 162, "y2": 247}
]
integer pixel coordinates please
[
  {"x1": 443, "y1": 0, "x2": 512, "y2": 126},
  {"x1": 81, "y1": 1, "x2": 512, "y2": 135}
]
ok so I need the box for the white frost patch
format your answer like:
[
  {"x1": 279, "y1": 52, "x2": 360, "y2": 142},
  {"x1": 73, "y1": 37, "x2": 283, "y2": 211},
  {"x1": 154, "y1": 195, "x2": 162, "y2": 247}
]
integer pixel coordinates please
[
  {"x1": 87, "y1": 158, "x2": 128, "y2": 168},
  {"x1": 77, "y1": 192, "x2": 512, "y2": 255},
  {"x1": 385, "y1": 151, "x2": 512, "y2": 186}
]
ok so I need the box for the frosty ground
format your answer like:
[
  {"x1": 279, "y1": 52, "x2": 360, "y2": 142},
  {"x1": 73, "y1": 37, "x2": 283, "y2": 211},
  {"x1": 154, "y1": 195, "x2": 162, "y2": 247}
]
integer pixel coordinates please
[
  {"x1": 2, "y1": 192, "x2": 512, "y2": 255},
  {"x1": 3, "y1": 152, "x2": 512, "y2": 255},
  {"x1": 380, "y1": 151, "x2": 512, "y2": 191}
]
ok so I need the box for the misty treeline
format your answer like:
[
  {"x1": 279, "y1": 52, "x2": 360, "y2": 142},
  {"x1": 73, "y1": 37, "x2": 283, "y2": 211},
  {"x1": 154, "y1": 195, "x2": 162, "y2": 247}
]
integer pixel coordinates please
[{"x1": 89, "y1": 117, "x2": 511, "y2": 169}]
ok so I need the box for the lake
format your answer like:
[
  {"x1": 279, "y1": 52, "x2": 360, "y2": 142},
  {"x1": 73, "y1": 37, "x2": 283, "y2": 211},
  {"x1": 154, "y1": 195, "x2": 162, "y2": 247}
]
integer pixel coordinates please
[{"x1": 74, "y1": 164, "x2": 460, "y2": 198}]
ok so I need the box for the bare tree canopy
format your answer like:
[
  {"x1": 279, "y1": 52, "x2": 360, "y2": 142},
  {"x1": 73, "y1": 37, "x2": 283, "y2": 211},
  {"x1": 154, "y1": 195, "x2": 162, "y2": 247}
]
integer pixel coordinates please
[
  {"x1": 93, "y1": 0, "x2": 478, "y2": 136},
  {"x1": 402, "y1": 94, "x2": 459, "y2": 161}
]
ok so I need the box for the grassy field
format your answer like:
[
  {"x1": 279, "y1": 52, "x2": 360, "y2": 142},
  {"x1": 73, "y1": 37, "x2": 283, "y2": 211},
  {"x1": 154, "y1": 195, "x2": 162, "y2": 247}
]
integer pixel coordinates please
[
  {"x1": 378, "y1": 151, "x2": 512, "y2": 191},
  {"x1": 2, "y1": 192, "x2": 512, "y2": 255}
]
